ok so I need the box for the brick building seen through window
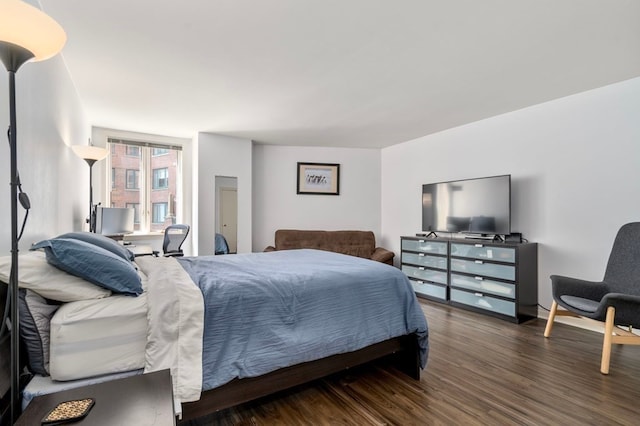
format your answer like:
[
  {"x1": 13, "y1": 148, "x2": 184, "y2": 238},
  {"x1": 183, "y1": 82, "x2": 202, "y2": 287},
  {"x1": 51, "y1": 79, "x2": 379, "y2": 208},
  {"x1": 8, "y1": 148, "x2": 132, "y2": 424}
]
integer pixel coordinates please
[{"x1": 109, "y1": 142, "x2": 180, "y2": 232}]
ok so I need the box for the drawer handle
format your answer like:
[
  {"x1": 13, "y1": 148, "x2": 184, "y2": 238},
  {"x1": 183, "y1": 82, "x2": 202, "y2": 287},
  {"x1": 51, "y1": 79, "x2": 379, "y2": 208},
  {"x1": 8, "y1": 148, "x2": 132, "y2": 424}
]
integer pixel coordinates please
[
  {"x1": 474, "y1": 276, "x2": 484, "y2": 281},
  {"x1": 475, "y1": 260, "x2": 483, "y2": 264},
  {"x1": 418, "y1": 253, "x2": 425, "y2": 257},
  {"x1": 474, "y1": 244, "x2": 483, "y2": 248},
  {"x1": 418, "y1": 240, "x2": 425, "y2": 243},
  {"x1": 416, "y1": 280, "x2": 424, "y2": 284},
  {"x1": 418, "y1": 266, "x2": 425, "y2": 270},
  {"x1": 474, "y1": 292, "x2": 484, "y2": 297}
]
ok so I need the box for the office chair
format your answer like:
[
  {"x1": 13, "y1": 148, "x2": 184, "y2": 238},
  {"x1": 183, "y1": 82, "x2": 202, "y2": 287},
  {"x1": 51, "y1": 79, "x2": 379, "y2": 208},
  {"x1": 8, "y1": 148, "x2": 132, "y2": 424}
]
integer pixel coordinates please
[
  {"x1": 162, "y1": 224, "x2": 190, "y2": 257},
  {"x1": 215, "y1": 233, "x2": 229, "y2": 255}
]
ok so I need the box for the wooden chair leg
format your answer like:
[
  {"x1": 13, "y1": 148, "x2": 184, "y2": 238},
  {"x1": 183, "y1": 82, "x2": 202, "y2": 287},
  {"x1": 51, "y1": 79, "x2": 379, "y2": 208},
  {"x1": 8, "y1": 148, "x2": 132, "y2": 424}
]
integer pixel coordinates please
[
  {"x1": 544, "y1": 301, "x2": 558, "y2": 338},
  {"x1": 601, "y1": 306, "x2": 615, "y2": 375}
]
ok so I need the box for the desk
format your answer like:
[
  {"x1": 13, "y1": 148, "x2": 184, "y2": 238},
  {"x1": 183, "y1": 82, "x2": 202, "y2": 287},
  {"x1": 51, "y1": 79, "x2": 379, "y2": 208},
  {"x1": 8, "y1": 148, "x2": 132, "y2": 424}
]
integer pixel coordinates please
[
  {"x1": 17, "y1": 370, "x2": 175, "y2": 425},
  {"x1": 124, "y1": 244, "x2": 155, "y2": 257}
]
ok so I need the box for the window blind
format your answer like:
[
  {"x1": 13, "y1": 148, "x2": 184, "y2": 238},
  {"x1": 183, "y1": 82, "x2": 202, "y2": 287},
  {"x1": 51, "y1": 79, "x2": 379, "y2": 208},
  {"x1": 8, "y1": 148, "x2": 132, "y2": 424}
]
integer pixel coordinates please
[{"x1": 107, "y1": 137, "x2": 183, "y2": 152}]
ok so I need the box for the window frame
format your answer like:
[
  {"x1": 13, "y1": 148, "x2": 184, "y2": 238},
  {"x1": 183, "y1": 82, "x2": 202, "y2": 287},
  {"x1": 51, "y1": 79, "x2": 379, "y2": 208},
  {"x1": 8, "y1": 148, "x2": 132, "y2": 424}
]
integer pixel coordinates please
[
  {"x1": 152, "y1": 202, "x2": 169, "y2": 224},
  {"x1": 152, "y1": 167, "x2": 169, "y2": 190},
  {"x1": 125, "y1": 146, "x2": 141, "y2": 157},
  {"x1": 125, "y1": 169, "x2": 140, "y2": 190},
  {"x1": 152, "y1": 147, "x2": 169, "y2": 156},
  {"x1": 126, "y1": 202, "x2": 141, "y2": 224},
  {"x1": 106, "y1": 137, "x2": 183, "y2": 234}
]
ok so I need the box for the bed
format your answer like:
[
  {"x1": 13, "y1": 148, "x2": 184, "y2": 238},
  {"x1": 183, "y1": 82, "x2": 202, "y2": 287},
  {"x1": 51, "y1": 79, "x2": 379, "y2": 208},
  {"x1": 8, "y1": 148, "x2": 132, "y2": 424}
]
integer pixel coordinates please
[{"x1": 0, "y1": 233, "x2": 428, "y2": 422}]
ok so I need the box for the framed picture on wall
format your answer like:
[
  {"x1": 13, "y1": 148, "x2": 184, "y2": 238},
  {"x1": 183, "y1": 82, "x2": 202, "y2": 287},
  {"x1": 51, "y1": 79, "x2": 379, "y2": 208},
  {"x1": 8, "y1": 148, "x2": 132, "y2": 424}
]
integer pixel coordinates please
[{"x1": 296, "y1": 162, "x2": 340, "y2": 195}]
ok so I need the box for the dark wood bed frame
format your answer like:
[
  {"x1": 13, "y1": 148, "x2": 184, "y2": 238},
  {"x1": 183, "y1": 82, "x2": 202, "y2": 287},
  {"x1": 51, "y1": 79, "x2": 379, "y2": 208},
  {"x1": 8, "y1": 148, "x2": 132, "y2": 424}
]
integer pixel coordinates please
[
  {"x1": 181, "y1": 333, "x2": 421, "y2": 421},
  {"x1": 0, "y1": 285, "x2": 421, "y2": 423}
]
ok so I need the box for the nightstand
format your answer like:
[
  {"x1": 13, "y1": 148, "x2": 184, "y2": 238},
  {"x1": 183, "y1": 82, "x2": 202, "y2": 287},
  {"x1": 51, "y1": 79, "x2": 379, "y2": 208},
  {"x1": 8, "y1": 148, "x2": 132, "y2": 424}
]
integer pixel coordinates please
[{"x1": 16, "y1": 370, "x2": 175, "y2": 425}]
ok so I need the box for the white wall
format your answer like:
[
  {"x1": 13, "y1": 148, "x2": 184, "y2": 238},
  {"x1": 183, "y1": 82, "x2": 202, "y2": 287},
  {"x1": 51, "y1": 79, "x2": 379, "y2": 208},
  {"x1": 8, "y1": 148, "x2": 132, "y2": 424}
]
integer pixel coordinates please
[
  {"x1": 0, "y1": 54, "x2": 88, "y2": 256},
  {"x1": 381, "y1": 77, "x2": 640, "y2": 310},
  {"x1": 252, "y1": 145, "x2": 382, "y2": 252},
  {"x1": 195, "y1": 133, "x2": 252, "y2": 255}
]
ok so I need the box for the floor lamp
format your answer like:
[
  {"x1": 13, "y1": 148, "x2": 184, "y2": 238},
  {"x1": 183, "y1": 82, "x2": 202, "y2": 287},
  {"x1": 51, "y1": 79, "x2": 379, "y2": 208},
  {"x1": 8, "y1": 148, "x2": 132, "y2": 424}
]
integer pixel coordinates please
[
  {"x1": 71, "y1": 144, "x2": 109, "y2": 232},
  {"x1": 0, "y1": 1, "x2": 65, "y2": 423}
]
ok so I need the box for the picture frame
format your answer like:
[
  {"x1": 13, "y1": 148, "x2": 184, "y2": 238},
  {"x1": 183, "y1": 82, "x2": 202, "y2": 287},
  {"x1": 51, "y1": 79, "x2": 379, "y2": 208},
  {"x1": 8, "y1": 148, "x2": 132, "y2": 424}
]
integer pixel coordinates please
[{"x1": 296, "y1": 162, "x2": 340, "y2": 195}]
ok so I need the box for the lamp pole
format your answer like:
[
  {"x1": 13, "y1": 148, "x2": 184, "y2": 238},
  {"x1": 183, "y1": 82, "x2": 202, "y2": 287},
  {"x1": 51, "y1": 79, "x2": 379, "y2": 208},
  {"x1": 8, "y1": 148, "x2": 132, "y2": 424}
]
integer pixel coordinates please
[
  {"x1": 0, "y1": 2, "x2": 66, "y2": 423},
  {"x1": 1, "y1": 40, "x2": 35, "y2": 425},
  {"x1": 86, "y1": 158, "x2": 97, "y2": 232},
  {"x1": 8, "y1": 62, "x2": 22, "y2": 426}
]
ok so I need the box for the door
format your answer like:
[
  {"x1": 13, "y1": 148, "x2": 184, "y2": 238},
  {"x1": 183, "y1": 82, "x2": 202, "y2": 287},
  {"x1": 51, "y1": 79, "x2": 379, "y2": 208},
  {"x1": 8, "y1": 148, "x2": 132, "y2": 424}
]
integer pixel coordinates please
[{"x1": 220, "y1": 188, "x2": 237, "y2": 253}]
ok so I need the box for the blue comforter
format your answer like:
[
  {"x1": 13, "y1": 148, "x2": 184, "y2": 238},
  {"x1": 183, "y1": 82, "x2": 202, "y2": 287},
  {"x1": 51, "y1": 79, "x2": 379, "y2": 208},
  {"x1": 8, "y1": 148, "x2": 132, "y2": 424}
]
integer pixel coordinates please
[{"x1": 177, "y1": 249, "x2": 428, "y2": 391}]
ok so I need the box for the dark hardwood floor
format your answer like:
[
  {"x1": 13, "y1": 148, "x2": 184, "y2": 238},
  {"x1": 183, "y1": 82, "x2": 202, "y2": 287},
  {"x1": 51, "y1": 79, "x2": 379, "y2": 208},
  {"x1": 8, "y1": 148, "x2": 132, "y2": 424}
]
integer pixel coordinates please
[{"x1": 181, "y1": 300, "x2": 640, "y2": 425}]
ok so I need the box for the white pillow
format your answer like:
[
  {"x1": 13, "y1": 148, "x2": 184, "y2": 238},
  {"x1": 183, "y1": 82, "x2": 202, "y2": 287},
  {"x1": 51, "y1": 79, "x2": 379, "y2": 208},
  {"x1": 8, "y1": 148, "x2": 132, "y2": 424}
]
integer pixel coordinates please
[{"x1": 0, "y1": 251, "x2": 111, "y2": 301}]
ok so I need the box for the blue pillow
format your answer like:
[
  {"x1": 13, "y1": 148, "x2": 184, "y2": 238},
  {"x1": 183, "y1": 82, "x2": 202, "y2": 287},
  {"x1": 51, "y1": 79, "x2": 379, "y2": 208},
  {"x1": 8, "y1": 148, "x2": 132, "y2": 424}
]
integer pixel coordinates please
[
  {"x1": 57, "y1": 232, "x2": 135, "y2": 261},
  {"x1": 31, "y1": 238, "x2": 142, "y2": 296}
]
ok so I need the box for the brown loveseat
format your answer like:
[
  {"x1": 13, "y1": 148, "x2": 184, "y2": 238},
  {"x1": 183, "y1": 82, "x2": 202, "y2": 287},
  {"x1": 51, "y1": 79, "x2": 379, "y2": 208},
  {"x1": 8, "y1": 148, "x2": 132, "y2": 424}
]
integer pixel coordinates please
[{"x1": 264, "y1": 229, "x2": 394, "y2": 265}]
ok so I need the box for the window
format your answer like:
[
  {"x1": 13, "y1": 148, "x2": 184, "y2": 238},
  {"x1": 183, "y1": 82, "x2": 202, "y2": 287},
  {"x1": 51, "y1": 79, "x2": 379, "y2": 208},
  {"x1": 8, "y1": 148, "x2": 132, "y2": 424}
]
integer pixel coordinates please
[
  {"x1": 126, "y1": 203, "x2": 141, "y2": 224},
  {"x1": 153, "y1": 168, "x2": 169, "y2": 189},
  {"x1": 107, "y1": 137, "x2": 182, "y2": 233},
  {"x1": 152, "y1": 202, "x2": 168, "y2": 224},
  {"x1": 126, "y1": 170, "x2": 139, "y2": 190}
]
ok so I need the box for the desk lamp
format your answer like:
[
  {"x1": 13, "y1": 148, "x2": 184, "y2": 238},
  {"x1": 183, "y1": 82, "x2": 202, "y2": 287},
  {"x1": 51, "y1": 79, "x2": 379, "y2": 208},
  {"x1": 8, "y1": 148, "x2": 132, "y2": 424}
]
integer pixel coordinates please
[{"x1": 0, "y1": 0, "x2": 65, "y2": 423}]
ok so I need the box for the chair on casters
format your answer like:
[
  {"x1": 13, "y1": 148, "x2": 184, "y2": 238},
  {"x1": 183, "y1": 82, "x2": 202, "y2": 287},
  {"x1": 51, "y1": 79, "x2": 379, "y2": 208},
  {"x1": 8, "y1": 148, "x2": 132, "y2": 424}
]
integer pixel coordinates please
[
  {"x1": 544, "y1": 222, "x2": 640, "y2": 374},
  {"x1": 162, "y1": 224, "x2": 190, "y2": 257}
]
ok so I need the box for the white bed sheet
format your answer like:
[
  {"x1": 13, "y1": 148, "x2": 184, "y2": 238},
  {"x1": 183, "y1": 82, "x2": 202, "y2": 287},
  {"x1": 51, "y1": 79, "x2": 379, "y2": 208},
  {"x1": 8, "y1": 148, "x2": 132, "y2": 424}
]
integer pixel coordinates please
[{"x1": 48, "y1": 293, "x2": 148, "y2": 381}]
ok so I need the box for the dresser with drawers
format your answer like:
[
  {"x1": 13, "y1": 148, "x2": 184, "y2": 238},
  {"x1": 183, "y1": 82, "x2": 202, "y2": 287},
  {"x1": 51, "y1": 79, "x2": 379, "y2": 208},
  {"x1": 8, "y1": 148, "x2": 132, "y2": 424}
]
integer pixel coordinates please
[{"x1": 400, "y1": 236, "x2": 537, "y2": 323}]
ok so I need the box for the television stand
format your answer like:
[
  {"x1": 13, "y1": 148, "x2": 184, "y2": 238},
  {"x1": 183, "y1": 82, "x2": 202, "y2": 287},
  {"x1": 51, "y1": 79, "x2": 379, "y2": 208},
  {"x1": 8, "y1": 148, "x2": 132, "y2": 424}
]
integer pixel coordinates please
[{"x1": 400, "y1": 235, "x2": 538, "y2": 323}]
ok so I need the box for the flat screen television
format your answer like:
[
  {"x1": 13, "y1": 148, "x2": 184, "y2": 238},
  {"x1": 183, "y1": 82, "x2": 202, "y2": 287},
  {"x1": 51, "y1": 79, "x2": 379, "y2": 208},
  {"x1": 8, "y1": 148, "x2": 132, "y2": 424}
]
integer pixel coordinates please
[
  {"x1": 422, "y1": 175, "x2": 511, "y2": 236},
  {"x1": 95, "y1": 207, "x2": 135, "y2": 236}
]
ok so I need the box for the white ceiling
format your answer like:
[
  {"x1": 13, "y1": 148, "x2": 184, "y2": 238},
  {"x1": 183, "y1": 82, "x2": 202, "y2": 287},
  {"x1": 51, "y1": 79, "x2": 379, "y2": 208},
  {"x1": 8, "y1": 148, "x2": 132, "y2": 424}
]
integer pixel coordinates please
[{"x1": 40, "y1": 0, "x2": 640, "y2": 149}]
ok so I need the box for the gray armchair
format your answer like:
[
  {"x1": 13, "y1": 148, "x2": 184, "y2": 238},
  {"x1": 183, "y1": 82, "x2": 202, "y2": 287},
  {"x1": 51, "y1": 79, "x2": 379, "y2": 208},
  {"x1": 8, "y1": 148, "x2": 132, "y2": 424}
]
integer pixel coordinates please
[{"x1": 544, "y1": 222, "x2": 640, "y2": 374}]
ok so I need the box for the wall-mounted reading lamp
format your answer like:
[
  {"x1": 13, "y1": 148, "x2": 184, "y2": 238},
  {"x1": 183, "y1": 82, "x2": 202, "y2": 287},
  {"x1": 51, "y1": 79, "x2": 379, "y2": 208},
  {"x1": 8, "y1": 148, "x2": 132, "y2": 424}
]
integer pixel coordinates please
[{"x1": 0, "y1": 0, "x2": 66, "y2": 423}]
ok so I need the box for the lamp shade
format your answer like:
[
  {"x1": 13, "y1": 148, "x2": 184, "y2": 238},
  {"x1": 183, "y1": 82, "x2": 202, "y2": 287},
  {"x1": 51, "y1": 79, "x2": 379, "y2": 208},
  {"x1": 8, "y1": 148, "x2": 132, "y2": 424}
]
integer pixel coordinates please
[
  {"x1": 71, "y1": 145, "x2": 109, "y2": 161},
  {"x1": 0, "y1": 0, "x2": 66, "y2": 62}
]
